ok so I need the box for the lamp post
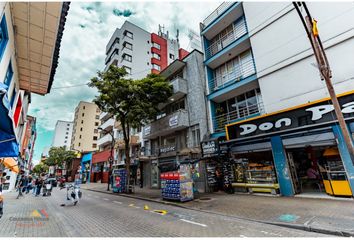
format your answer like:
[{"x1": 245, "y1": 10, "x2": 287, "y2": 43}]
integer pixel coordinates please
[{"x1": 98, "y1": 127, "x2": 115, "y2": 191}]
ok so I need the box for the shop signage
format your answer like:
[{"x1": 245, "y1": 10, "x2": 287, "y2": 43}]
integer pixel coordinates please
[
  {"x1": 144, "y1": 126, "x2": 151, "y2": 136},
  {"x1": 169, "y1": 115, "x2": 178, "y2": 127},
  {"x1": 160, "y1": 145, "x2": 176, "y2": 153},
  {"x1": 201, "y1": 140, "x2": 220, "y2": 156},
  {"x1": 226, "y1": 94, "x2": 354, "y2": 140}
]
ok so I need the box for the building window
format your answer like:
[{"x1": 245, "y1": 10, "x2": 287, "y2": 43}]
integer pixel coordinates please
[
  {"x1": 95, "y1": 122, "x2": 99, "y2": 126},
  {"x1": 123, "y1": 53, "x2": 132, "y2": 62},
  {"x1": 191, "y1": 125, "x2": 201, "y2": 147},
  {"x1": 66, "y1": 128, "x2": 69, "y2": 131},
  {"x1": 152, "y1": 53, "x2": 160, "y2": 60},
  {"x1": 81, "y1": 120, "x2": 83, "y2": 124},
  {"x1": 83, "y1": 106, "x2": 85, "y2": 110},
  {"x1": 94, "y1": 129, "x2": 98, "y2": 133},
  {"x1": 64, "y1": 140, "x2": 67, "y2": 143},
  {"x1": 95, "y1": 115, "x2": 99, "y2": 119},
  {"x1": 92, "y1": 143, "x2": 97, "y2": 148},
  {"x1": 67, "y1": 123, "x2": 70, "y2": 126},
  {"x1": 96, "y1": 108, "x2": 100, "y2": 113},
  {"x1": 93, "y1": 136, "x2": 98, "y2": 140},
  {"x1": 123, "y1": 41, "x2": 133, "y2": 50},
  {"x1": 152, "y1": 42, "x2": 161, "y2": 50},
  {"x1": 152, "y1": 63, "x2": 161, "y2": 71},
  {"x1": 78, "y1": 143, "x2": 81, "y2": 147},
  {"x1": 124, "y1": 30, "x2": 133, "y2": 39},
  {"x1": 66, "y1": 132, "x2": 69, "y2": 135},
  {"x1": 0, "y1": 15, "x2": 9, "y2": 60},
  {"x1": 123, "y1": 66, "x2": 131, "y2": 74},
  {"x1": 82, "y1": 113, "x2": 84, "y2": 117},
  {"x1": 169, "y1": 54, "x2": 175, "y2": 60},
  {"x1": 80, "y1": 127, "x2": 83, "y2": 131},
  {"x1": 79, "y1": 135, "x2": 82, "y2": 139},
  {"x1": 10, "y1": 87, "x2": 16, "y2": 108},
  {"x1": 65, "y1": 136, "x2": 68, "y2": 139},
  {"x1": 147, "y1": 40, "x2": 150, "y2": 44}
]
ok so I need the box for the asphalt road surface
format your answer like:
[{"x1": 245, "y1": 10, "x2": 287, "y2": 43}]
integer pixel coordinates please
[{"x1": 0, "y1": 187, "x2": 330, "y2": 237}]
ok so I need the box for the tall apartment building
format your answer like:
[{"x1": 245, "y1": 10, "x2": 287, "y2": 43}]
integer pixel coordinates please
[
  {"x1": 20, "y1": 115, "x2": 37, "y2": 174},
  {"x1": 200, "y1": 2, "x2": 354, "y2": 197},
  {"x1": 141, "y1": 50, "x2": 209, "y2": 190},
  {"x1": 105, "y1": 21, "x2": 189, "y2": 78},
  {"x1": 71, "y1": 101, "x2": 101, "y2": 152},
  {"x1": 0, "y1": 2, "x2": 69, "y2": 192},
  {"x1": 52, "y1": 120, "x2": 73, "y2": 149}
]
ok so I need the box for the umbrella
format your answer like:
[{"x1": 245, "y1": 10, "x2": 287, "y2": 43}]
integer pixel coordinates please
[{"x1": 0, "y1": 158, "x2": 19, "y2": 173}]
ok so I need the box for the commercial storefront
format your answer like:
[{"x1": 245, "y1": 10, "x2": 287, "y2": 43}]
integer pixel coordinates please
[
  {"x1": 224, "y1": 92, "x2": 354, "y2": 198},
  {"x1": 81, "y1": 152, "x2": 92, "y2": 183},
  {"x1": 91, "y1": 150, "x2": 112, "y2": 183}
]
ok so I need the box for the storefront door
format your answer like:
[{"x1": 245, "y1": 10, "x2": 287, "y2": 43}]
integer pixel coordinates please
[{"x1": 151, "y1": 160, "x2": 159, "y2": 188}]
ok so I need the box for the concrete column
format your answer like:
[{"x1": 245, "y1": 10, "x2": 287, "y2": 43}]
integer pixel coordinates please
[{"x1": 270, "y1": 135, "x2": 294, "y2": 196}]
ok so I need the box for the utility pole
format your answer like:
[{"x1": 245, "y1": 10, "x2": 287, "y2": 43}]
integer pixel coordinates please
[{"x1": 293, "y1": 2, "x2": 354, "y2": 158}]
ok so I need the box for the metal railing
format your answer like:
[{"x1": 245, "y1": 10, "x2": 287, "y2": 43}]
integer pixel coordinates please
[
  {"x1": 203, "y1": 2, "x2": 234, "y2": 28},
  {"x1": 209, "y1": 58, "x2": 255, "y2": 92},
  {"x1": 205, "y1": 18, "x2": 247, "y2": 59},
  {"x1": 213, "y1": 102, "x2": 264, "y2": 132}
]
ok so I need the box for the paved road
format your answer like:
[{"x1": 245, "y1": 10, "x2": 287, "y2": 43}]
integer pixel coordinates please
[{"x1": 0, "y1": 188, "x2": 330, "y2": 237}]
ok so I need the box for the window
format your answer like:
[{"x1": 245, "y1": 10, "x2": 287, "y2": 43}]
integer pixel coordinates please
[
  {"x1": 10, "y1": 87, "x2": 16, "y2": 107},
  {"x1": 81, "y1": 120, "x2": 83, "y2": 124},
  {"x1": 66, "y1": 128, "x2": 69, "y2": 131},
  {"x1": 79, "y1": 135, "x2": 82, "y2": 139},
  {"x1": 64, "y1": 140, "x2": 67, "y2": 143},
  {"x1": 95, "y1": 115, "x2": 99, "y2": 119},
  {"x1": 123, "y1": 41, "x2": 133, "y2": 50},
  {"x1": 96, "y1": 108, "x2": 100, "y2": 113},
  {"x1": 82, "y1": 113, "x2": 84, "y2": 117},
  {"x1": 152, "y1": 53, "x2": 160, "y2": 60},
  {"x1": 93, "y1": 136, "x2": 98, "y2": 140},
  {"x1": 78, "y1": 143, "x2": 81, "y2": 147},
  {"x1": 124, "y1": 30, "x2": 133, "y2": 39},
  {"x1": 83, "y1": 106, "x2": 85, "y2": 110},
  {"x1": 123, "y1": 66, "x2": 131, "y2": 74},
  {"x1": 123, "y1": 54, "x2": 132, "y2": 62},
  {"x1": 95, "y1": 122, "x2": 99, "y2": 126},
  {"x1": 94, "y1": 129, "x2": 98, "y2": 133},
  {"x1": 147, "y1": 40, "x2": 150, "y2": 44},
  {"x1": 92, "y1": 144, "x2": 97, "y2": 148},
  {"x1": 152, "y1": 63, "x2": 161, "y2": 71},
  {"x1": 4, "y1": 61, "x2": 13, "y2": 87},
  {"x1": 152, "y1": 42, "x2": 161, "y2": 50},
  {"x1": 80, "y1": 128, "x2": 83, "y2": 131},
  {"x1": 65, "y1": 136, "x2": 68, "y2": 139},
  {"x1": 169, "y1": 54, "x2": 175, "y2": 60},
  {"x1": 66, "y1": 132, "x2": 69, "y2": 135},
  {"x1": 0, "y1": 15, "x2": 9, "y2": 60},
  {"x1": 191, "y1": 125, "x2": 201, "y2": 147}
]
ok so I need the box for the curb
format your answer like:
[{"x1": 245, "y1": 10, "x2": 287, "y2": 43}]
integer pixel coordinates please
[{"x1": 84, "y1": 188, "x2": 354, "y2": 237}]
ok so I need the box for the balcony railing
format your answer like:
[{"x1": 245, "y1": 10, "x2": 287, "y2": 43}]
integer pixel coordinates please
[
  {"x1": 213, "y1": 102, "x2": 264, "y2": 132},
  {"x1": 99, "y1": 118, "x2": 114, "y2": 131},
  {"x1": 205, "y1": 18, "x2": 247, "y2": 59},
  {"x1": 209, "y1": 58, "x2": 255, "y2": 92},
  {"x1": 97, "y1": 133, "x2": 112, "y2": 147},
  {"x1": 203, "y1": 2, "x2": 234, "y2": 28}
]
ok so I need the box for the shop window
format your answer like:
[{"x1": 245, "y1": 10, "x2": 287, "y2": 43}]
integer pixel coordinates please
[
  {"x1": 4, "y1": 61, "x2": 13, "y2": 87},
  {"x1": 0, "y1": 15, "x2": 9, "y2": 60}
]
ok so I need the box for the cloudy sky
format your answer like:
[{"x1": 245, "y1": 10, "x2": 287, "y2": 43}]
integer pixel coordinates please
[{"x1": 29, "y1": 1, "x2": 222, "y2": 164}]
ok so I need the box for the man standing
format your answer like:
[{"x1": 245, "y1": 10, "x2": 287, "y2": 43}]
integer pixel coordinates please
[{"x1": 16, "y1": 174, "x2": 25, "y2": 199}]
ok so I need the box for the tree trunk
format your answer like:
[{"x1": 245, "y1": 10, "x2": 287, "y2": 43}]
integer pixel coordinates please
[{"x1": 121, "y1": 117, "x2": 131, "y2": 193}]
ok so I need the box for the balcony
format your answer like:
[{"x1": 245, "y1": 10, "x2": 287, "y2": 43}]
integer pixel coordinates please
[
  {"x1": 97, "y1": 133, "x2": 112, "y2": 147},
  {"x1": 213, "y1": 102, "x2": 264, "y2": 132},
  {"x1": 143, "y1": 109, "x2": 189, "y2": 139},
  {"x1": 99, "y1": 118, "x2": 114, "y2": 131},
  {"x1": 202, "y1": 2, "x2": 235, "y2": 29},
  {"x1": 105, "y1": 44, "x2": 119, "y2": 63},
  {"x1": 99, "y1": 112, "x2": 112, "y2": 121},
  {"x1": 105, "y1": 54, "x2": 119, "y2": 71},
  {"x1": 158, "y1": 77, "x2": 188, "y2": 109},
  {"x1": 205, "y1": 18, "x2": 247, "y2": 60},
  {"x1": 209, "y1": 58, "x2": 256, "y2": 93}
]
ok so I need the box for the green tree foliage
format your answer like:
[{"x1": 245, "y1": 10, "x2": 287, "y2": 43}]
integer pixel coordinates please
[
  {"x1": 45, "y1": 147, "x2": 77, "y2": 169},
  {"x1": 32, "y1": 163, "x2": 49, "y2": 175},
  {"x1": 89, "y1": 65, "x2": 173, "y2": 190}
]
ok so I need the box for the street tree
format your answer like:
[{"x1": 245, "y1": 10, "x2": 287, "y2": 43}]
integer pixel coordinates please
[
  {"x1": 89, "y1": 65, "x2": 173, "y2": 191},
  {"x1": 32, "y1": 163, "x2": 49, "y2": 175},
  {"x1": 45, "y1": 147, "x2": 77, "y2": 175}
]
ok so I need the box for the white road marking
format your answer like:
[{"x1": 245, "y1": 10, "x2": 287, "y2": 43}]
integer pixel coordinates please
[
  {"x1": 179, "y1": 219, "x2": 207, "y2": 227},
  {"x1": 113, "y1": 201, "x2": 122, "y2": 204},
  {"x1": 103, "y1": 198, "x2": 109, "y2": 201}
]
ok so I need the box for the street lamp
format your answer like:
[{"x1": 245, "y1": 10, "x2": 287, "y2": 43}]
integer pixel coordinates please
[{"x1": 98, "y1": 127, "x2": 115, "y2": 191}]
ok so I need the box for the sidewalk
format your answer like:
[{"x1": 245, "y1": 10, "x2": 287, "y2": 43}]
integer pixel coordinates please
[{"x1": 81, "y1": 182, "x2": 354, "y2": 236}]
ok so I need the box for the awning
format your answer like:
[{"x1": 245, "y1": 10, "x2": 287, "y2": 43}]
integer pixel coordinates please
[
  {"x1": 0, "y1": 157, "x2": 19, "y2": 173},
  {"x1": 0, "y1": 83, "x2": 19, "y2": 158}
]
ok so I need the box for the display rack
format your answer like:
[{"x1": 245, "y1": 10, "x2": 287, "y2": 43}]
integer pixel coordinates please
[
  {"x1": 112, "y1": 169, "x2": 127, "y2": 193},
  {"x1": 245, "y1": 164, "x2": 278, "y2": 194},
  {"x1": 322, "y1": 160, "x2": 352, "y2": 196},
  {"x1": 160, "y1": 164, "x2": 194, "y2": 202}
]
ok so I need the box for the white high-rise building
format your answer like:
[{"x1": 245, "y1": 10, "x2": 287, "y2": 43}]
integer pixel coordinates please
[{"x1": 52, "y1": 120, "x2": 74, "y2": 149}]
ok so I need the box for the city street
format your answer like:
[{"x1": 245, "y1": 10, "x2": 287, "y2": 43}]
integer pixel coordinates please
[{"x1": 0, "y1": 188, "x2": 329, "y2": 237}]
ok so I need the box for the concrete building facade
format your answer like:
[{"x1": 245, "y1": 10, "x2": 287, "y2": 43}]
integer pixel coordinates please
[
  {"x1": 52, "y1": 120, "x2": 73, "y2": 149},
  {"x1": 71, "y1": 101, "x2": 101, "y2": 152},
  {"x1": 200, "y1": 2, "x2": 354, "y2": 197}
]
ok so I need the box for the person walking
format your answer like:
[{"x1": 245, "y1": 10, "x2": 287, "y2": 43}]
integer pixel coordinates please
[
  {"x1": 16, "y1": 174, "x2": 25, "y2": 199},
  {"x1": 35, "y1": 174, "x2": 44, "y2": 196},
  {"x1": 0, "y1": 171, "x2": 6, "y2": 219},
  {"x1": 26, "y1": 175, "x2": 33, "y2": 194},
  {"x1": 32, "y1": 177, "x2": 37, "y2": 195}
]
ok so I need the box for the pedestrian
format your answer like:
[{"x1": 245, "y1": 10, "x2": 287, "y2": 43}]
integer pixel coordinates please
[
  {"x1": 16, "y1": 174, "x2": 25, "y2": 199},
  {"x1": 0, "y1": 170, "x2": 6, "y2": 219},
  {"x1": 35, "y1": 174, "x2": 44, "y2": 196},
  {"x1": 215, "y1": 167, "x2": 223, "y2": 192},
  {"x1": 26, "y1": 175, "x2": 33, "y2": 194},
  {"x1": 32, "y1": 177, "x2": 37, "y2": 195}
]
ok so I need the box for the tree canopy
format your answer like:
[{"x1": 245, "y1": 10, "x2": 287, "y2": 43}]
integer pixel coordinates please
[
  {"x1": 45, "y1": 147, "x2": 77, "y2": 168},
  {"x1": 32, "y1": 163, "x2": 49, "y2": 175},
  {"x1": 89, "y1": 65, "x2": 173, "y2": 189}
]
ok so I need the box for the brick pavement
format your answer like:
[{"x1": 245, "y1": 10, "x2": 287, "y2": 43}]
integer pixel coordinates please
[{"x1": 82, "y1": 182, "x2": 354, "y2": 236}]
